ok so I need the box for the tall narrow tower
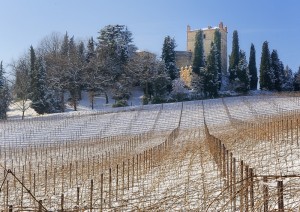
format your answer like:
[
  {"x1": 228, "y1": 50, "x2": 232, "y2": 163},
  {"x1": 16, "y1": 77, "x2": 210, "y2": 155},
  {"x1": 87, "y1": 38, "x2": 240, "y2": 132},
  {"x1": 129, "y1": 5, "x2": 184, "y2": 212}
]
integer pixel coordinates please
[{"x1": 187, "y1": 22, "x2": 228, "y2": 73}]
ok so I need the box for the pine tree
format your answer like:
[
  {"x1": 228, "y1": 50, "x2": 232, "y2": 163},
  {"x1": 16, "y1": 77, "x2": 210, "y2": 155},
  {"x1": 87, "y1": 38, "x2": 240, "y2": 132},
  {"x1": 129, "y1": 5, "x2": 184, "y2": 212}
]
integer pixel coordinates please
[
  {"x1": 294, "y1": 67, "x2": 300, "y2": 91},
  {"x1": 0, "y1": 61, "x2": 10, "y2": 119},
  {"x1": 67, "y1": 36, "x2": 82, "y2": 111},
  {"x1": 203, "y1": 44, "x2": 219, "y2": 97},
  {"x1": 98, "y1": 25, "x2": 135, "y2": 65},
  {"x1": 84, "y1": 37, "x2": 100, "y2": 109},
  {"x1": 282, "y1": 66, "x2": 294, "y2": 91},
  {"x1": 31, "y1": 57, "x2": 54, "y2": 114},
  {"x1": 228, "y1": 30, "x2": 240, "y2": 82},
  {"x1": 86, "y1": 37, "x2": 95, "y2": 63},
  {"x1": 248, "y1": 44, "x2": 258, "y2": 90},
  {"x1": 270, "y1": 50, "x2": 284, "y2": 91},
  {"x1": 192, "y1": 30, "x2": 205, "y2": 75},
  {"x1": 260, "y1": 41, "x2": 274, "y2": 90},
  {"x1": 56, "y1": 32, "x2": 70, "y2": 112},
  {"x1": 61, "y1": 32, "x2": 69, "y2": 58},
  {"x1": 97, "y1": 25, "x2": 136, "y2": 102},
  {"x1": 161, "y1": 36, "x2": 177, "y2": 81}
]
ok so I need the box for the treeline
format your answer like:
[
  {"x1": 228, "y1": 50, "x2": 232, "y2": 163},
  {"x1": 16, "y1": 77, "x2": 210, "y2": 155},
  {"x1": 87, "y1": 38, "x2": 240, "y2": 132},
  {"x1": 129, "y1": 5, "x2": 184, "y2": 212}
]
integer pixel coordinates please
[
  {"x1": 190, "y1": 29, "x2": 297, "y2": 98},
  {"x1": 2, "y1": 25, "x2": 181, "y2": 119},
  {"x1": 1, "y1": 25, "x2": 300, "y2": 120}
]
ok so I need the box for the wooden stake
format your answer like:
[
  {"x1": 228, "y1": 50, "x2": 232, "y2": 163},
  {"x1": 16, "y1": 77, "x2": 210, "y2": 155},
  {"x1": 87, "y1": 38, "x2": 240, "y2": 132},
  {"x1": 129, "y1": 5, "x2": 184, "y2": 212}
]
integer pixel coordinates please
[
  {"x1": 277, "y1": 181, "x2": 284, "y2": 212},
  {"x1": 90, "y1": 179, "x2": 93, "y2": 211},
  {"x1": 263, "y1": 176, "x2": 268, "y2": 212}
]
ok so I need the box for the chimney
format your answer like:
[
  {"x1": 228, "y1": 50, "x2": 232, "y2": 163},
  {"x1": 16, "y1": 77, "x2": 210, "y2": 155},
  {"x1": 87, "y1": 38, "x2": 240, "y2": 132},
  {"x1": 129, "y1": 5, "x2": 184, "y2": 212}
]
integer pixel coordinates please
[{"x1": 219, "y1": 22, "x2": 224, "y2": 29}]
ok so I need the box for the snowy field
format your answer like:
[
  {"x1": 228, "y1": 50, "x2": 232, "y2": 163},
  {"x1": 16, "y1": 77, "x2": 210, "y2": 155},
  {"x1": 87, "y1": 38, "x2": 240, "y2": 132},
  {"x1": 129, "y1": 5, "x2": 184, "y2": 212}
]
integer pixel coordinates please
[{"x1": 1, "y1": 94, "x2": 300, "y2": 210}]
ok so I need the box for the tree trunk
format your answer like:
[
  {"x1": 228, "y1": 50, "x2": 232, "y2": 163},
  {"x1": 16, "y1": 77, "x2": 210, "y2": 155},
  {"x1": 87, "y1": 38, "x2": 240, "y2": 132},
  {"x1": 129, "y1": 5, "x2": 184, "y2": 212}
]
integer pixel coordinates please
[
  {"x1": 105, "y1": 92, "x2": 109, "y2": 104},
  {"x1": 90, "y1": 91, "x2": 94, "y2": 110},
  {"x1": 73, "y1": 98, "x2": 77, "y2": 111},
  {"x1": 22, "y1": 100, "x2": 25, "y2": 120},
  {"x1": 61, "y1": 91, "x2": 65, "y2": 112}
]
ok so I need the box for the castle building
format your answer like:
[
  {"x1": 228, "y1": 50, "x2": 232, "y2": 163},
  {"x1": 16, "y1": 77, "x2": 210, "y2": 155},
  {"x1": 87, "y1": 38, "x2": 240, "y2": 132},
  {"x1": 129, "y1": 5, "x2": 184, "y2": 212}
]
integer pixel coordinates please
[{"x1": 176, "y1": 22, "x2": 228, "y2": 87}]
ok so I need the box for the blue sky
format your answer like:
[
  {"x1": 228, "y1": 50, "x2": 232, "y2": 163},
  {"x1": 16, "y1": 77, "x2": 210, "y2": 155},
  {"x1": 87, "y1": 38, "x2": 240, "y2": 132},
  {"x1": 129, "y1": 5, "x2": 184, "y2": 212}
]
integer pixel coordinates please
[{"x1": 1, "y1": 0, "x2": 300, "y2": 74}]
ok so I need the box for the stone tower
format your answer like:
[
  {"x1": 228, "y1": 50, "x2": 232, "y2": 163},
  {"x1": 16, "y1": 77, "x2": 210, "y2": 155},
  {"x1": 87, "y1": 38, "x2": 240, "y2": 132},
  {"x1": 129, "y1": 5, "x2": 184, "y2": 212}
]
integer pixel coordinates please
[{"x1": 186, "y1": 22, "x2": 228, "y2": 73}]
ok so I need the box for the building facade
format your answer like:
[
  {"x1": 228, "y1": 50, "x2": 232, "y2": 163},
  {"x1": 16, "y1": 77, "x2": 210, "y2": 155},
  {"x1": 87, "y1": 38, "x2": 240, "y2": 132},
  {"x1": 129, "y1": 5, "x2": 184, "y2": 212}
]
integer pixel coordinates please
[{"x1": 177, "y1": 22, "x2": 228, "y2": 87}]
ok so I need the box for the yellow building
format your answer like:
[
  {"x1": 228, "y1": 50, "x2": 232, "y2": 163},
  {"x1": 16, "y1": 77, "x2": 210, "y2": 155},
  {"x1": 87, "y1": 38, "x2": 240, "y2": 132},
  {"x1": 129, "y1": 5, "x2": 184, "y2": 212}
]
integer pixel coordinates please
[{"x1": 177, "y1": 22, "x2": 228, "y2": 88}]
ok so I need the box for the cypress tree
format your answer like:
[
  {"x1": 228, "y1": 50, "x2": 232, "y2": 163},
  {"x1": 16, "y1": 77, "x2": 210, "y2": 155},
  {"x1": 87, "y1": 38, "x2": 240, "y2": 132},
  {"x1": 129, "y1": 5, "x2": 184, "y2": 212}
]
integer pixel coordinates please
[
  {"x1": 29, "y1": 45, "x2": 37, "y2": 99},
  {"x1": 260, "y1": 41, "x2": 274, "y2": 90},
  {"x1": 248, "y1": 44, "x2": 258, "y2": 90},
  {"x1": 192, "y1": 30, "x2": 205, "y2": 75},
  {"x1": 204, "y1": 44, "x2": 219, "y2": 97},
  {"x1": 236, "y1": 50, "x2": 250, "y2": 92},
  {"x1": 228, "y1": 30, "x2": 239, "y2": 82},
  {"x1": 270, "y1": 50, "x2": 284, "y2": 91},
  {"x1": 214, "y1": 29, "x2": 222, "y2": 88},
  {"x1": 162, "y1": 36, "x2": 177, "y2": 81}
]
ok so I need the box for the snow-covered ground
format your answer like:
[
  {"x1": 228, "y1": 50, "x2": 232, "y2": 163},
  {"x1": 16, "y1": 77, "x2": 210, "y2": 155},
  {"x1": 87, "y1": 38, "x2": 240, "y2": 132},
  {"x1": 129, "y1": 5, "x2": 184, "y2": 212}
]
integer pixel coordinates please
[{"x1": 1, "y1": 93, "x2": 300, "y2": 210}]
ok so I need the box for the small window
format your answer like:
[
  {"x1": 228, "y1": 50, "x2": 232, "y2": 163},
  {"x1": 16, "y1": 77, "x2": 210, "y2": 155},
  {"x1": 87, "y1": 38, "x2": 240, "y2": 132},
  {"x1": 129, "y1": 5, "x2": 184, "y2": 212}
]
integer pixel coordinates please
[{"x1": 203, "y1": 34, "x2": 206, "y2": 39}]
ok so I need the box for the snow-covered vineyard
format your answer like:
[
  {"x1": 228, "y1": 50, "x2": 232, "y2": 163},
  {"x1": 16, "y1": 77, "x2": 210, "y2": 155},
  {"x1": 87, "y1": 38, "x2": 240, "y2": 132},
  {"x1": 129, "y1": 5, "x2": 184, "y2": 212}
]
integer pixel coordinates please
[{"x1": 1, "y1": 94, "x2": 300, "y2": 211}]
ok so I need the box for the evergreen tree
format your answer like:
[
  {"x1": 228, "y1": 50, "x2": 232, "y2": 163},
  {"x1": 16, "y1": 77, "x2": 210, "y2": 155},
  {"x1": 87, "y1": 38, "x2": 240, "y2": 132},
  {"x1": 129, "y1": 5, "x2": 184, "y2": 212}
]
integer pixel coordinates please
[
  {"x1": 228, "y1": 30, "x2": 240, "y2": 82},
  {"x1": 214, "y1": 29, "x2": 222, "y2": 88},
  {"x1": 29, "y1": 45, "x2": 36, "y2": 91},
  {"x1": 152, "y1": 61, "x2": 169, "y2": 103},
  {"x1": 0, "y1": 61, "x2": 4, "y2": 88},
  {"x1": 248, "y1": 43, "x2": 258, "y2": 90},
  {"x1": 270, "y1": 50, "x2": 284, "y2": 91},
  {"x1": 86, "y1": 37, "x2": 95, "y2": 63},
  {"x1": 97, "y1": 25, "x2": 136, "y2": 102},
  {"x1": 67, "y1": 36, "x2": 82, "y2": 111},
  {"x1": 98, "y1": 25, "x2": 135, "y2": 66},
  {"x1": 0, "y1": 61, "x2": 10, "y2": 119},
  {"x1": 191, "y1": 71, "x2": 204, "y2": 96},
  {"x1": 84, "y1": 37, "x2": 104, "y2": 109},
  {"x1": 203, "y1": 44, "x2": 219, "y2": 97},
  {"x1": 29, "y1": 46, "x2": 41, "y2": 102},
  {"x1": 161, "y1": 36, "x2": 177, "y2": 81},
  {"x1": 293, "y1": 67, "x2": 300, "y2": 91},
  {"x1": 282, "y1": 65, "x2": 294, "y2": 91},
  {"x1": 61, "y1": 32, "x2": 69, "y2": 58},
  {"x1": 76, "y1": 41, "x2": 85, "y2": 99},
  {"x1": 31, "y1": 57, "x2": 54, "y2": 114},
  {"x1": 55, "y1": 31, "x2": 70, "y2": 112},
  {"x1": 235, "y1": 50, "x2": 249, "y2": 92},
  {"x1": 259, "y1": 41, "x2": 274, "y2": 90},
  {"x1": 192, "y1": 30, "x2": 205, "y2": 75}
]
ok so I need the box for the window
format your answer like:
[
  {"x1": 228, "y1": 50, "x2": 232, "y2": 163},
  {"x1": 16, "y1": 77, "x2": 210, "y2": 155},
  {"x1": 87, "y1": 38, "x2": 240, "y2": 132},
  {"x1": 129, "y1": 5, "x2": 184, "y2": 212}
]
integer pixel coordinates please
[{"x1": 203, "y1": 34, "x2": 206, "y2": 39}]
